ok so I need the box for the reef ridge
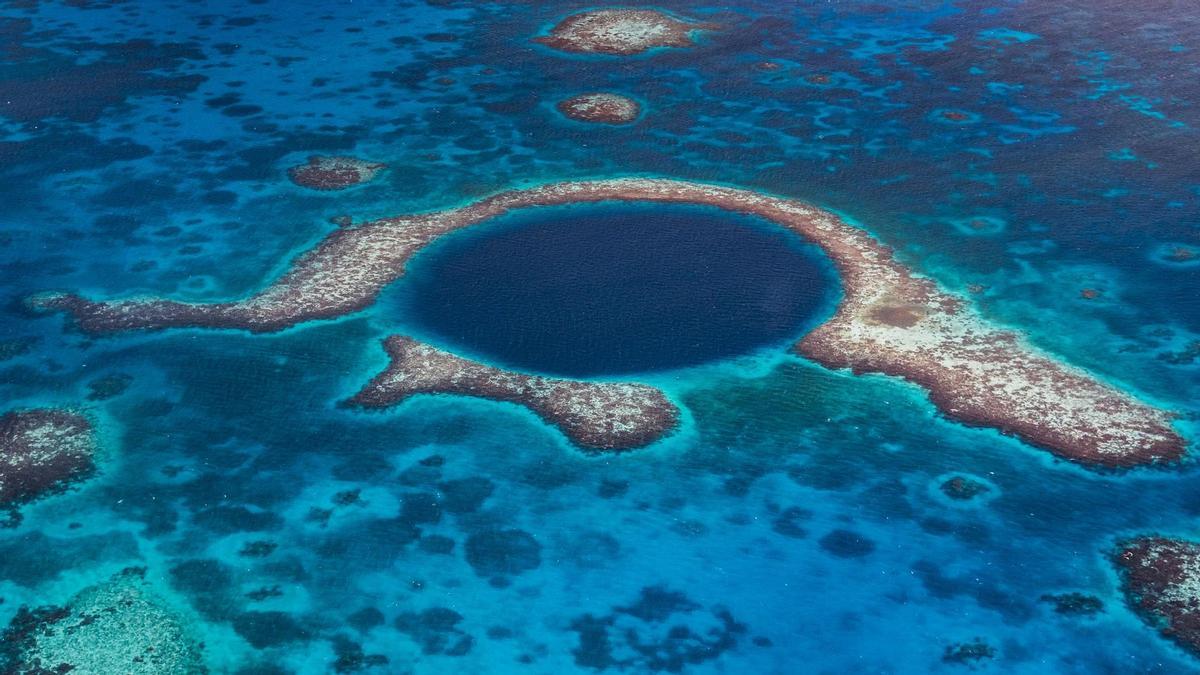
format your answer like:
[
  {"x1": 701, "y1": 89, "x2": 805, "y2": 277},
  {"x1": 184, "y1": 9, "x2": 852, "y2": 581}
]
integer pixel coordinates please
[
  {"x1": 29, "y1": 178, "x2": 1186, "y2": 465},
  {"x1": 348, "y1": 336, "x2": 679, "y2": 451}
]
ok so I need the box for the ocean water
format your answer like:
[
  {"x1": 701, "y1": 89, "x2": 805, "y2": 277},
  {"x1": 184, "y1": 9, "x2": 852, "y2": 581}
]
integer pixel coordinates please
[
  {"x1": 390, "y1": 202, "x2": 838, "y2": 377},
  {"x1": 0, "y1": 1, "x2": 1197, "y2": 674}
]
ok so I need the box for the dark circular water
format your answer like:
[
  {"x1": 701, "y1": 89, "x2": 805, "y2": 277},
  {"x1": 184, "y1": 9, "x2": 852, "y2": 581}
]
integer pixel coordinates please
[{"x1": 393, "y1": 202, "x2": 839, "y2": 377}]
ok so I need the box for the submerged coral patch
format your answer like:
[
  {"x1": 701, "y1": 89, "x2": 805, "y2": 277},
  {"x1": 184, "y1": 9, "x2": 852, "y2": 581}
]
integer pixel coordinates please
[
  {"x1": 1151, "y1": 243, "x2": 1200, "y2": 268},
  {"x1": 1040, "y1": 592, "x2": 1103, "y2": 617},
  {"x1": 931, "y1": 108, "x2": 982, "y2": 125},
  {"x1": 464, "y1": 528, "x2": 542, "y2": 578},
  {"x1": 395, "y1": 607, "x2": 473, "y2": 656},
  {"x1": 950, "y1": 215, "x2": 1006, "y2": 236},
  {"x1": 535, "y1": 9, "x2": 719, "y2": 56},
  {"x1": 569, "y1": 586, "x2": 746, "y2": 671},
  {"x1": 0, "y1": 567, "x2": 204, "y2": 673},
  {"x1": 937, "y1": 474, "x2": 993, "y2": 503},
  {"x1": 818, "y1": 529, "x2": 876, "y2": 558}
]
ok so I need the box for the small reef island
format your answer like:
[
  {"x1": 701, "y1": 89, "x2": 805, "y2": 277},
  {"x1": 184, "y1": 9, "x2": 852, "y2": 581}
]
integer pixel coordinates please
[
  {"x1": 556, "y1": 93, "x2": 641, "y2": 125},
  {"x1": 29, "y1": 178, "x2": 1185, "y2": 464},
  {"x1": 1115, "y1": 537, "x2": 1200, "y2": 656},
  {"x1": 287, "y1": 155, "x2": 387, "y2": 191},
  {"x1": 535, "y1": 8, "x2": 719, "y2": 56},
  {"x1": 0, "y1": 408, "x2": 98, "y2": 525}
]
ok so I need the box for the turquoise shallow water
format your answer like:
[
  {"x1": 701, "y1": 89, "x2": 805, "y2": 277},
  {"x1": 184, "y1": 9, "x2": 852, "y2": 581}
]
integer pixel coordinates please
[{"x1": 1, "y1": 0, "x2": 1199, "y2": 673}]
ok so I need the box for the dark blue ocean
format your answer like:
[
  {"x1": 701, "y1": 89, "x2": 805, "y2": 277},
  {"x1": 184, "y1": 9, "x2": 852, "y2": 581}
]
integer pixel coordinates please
[
  {"x1": 1, "y1": 0, "x2": 1198, "y2": 672},
  {"x1": 391, "y1": 202, "x2": 838, "y2": 377}
]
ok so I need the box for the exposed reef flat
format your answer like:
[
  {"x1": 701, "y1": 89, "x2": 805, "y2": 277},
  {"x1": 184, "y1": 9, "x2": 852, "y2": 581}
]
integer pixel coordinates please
[
  {"x1": 556, "y1": 92, "x2": 640, "y2": 124},
  {"x1": 0, "y1": 567, "x2": 205, "y2": 673},
  {"x1": 287, "y1": 155, "x2": 386, "y2": 191},
  {"x1": 348, "y1": 336, "x2": 679, "y2": 451},
  {"x1": 1115, "y1": 537, "x2": 1200, "y2": 656},
  {"x1": 535, "y1": 9, "x2": 719, "y2": 56},
  {"x1": 30, "y1": 178, "x2": 1185, "y2": 466},
  {"x1": 0, "y1": 409, "x2": 97, "y2": 522}
]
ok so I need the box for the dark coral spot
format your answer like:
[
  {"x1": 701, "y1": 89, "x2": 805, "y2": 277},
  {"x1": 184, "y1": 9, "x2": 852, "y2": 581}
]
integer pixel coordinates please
[
  {"x1": 597, "y1": 479, "x2": 629, "y2": 499},
  {"x1": 347, "y1": 607, "x2": 385, "y2": 633},
  {"x1": 419, "y1": 534, "x2": 455, "y2": 555},
  {"x1": 203, "y1": 190, "x2": 238, "y2": 206},
  {"x1": 818, "y1": 529, "x2": 875, "y2": 558},
  {"x1": 400, "y1": 492, "x2": 442, "y2": 525},
  {"x1": 464, "y1": 529, "x2": 541, "y2": 577},
  {"x1": 438, "y1": 477, "x2": 494, "y2": 514},
  {"x1": 192, "y1": 505, "x2": 282, "y2": 534},
  {"x1": 394, "y1": 608, "x2": 473, "y2": 656},
  {"x1": 771, "y1": 506, "x2": 810, "y2": 538},
  {"x1": 233, "y1": 611, "x2": 310, "y2": 649},
  {"x1": 86, "y1": 373, "x2": 133, "y2": 400},
  {"x1": 222, "y1": 104, "x2": 263, "y2": 117}
]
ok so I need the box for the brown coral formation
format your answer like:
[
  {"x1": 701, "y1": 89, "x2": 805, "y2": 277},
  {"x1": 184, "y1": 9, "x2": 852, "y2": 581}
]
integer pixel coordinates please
[
  {"x1": 287, "y1": 155, "x2": 386, "y2": 191},
  {"x1": 0, "y1": 409, "x2": 97, "y2": 517},
  {"x1": 29, "y1": 178, "x2": 1186, "y2": 465},
  {"x1": 1115, "y1": 537, "x2": 1200, "y2": 655},
  {"x1": 535, "y1": 9, "x2": 718, "y2": 56},
  {"x1": 939, "y1": 475, "x2": 990, "y2": 501},
  {"x1": 556, "y1": 93, "x2": 641, "y2": 124},
  {"x1": 1167, "y1": 246, "x2": 1196, "y2": 263},
  {"x1": 348, "y1": 336, "x2": 679, "y2": 451}
]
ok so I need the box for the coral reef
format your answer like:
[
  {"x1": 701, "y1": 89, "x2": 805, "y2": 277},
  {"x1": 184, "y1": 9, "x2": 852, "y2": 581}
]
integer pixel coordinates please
[
  {"x1": 535, "y1": 9, "x2": 719, "y2": 56},
  {"x1": 0, "y1": 567, "x2": 205, "y2": 673},
  {"x1": 818, "y1": 529, "x2": 875, "y2": 558},
  {"x1": 556, "y1": 92, "x2": 640, "y2": 124},
  {"x1": 287, "y1": 155, "x2": 386, "y2": 191},
  {"x1": 394, "y1": 608, "x2": 473, "y2": 656},
  {"x1": 1154, "y1": 243, "x2": 1198, "y2": 267},
  {"x1": 0, "y1": 409, "x2": 97, "y2": 522},
  {"x1": 942, "y1": 638, "x2": 996, "y2": 665},
  {"x1": 31, "y1": 178, "x2": 1186, "y2": 465},
  {"x1": 940, "y1": 475, "x2": 990, "y2": 501},
  {"x1": 1039, "y1": 592, "x2": 1103, "y2": 616},
  {"x1": 1115, "y1": 536, "x2": 1200, "y2": 655},
  {"x1": 0, "y1": 337, "x2": 37, "y2": 362},
  {"x1": 87, "y1": 372, "x2": 133, "y2": 400},
  {"x1": 569, "y1": 586, "x2": 746, "y2": 671},
  {"x1": 348, "y1": 336, "x2": 679, "y2": 451}
]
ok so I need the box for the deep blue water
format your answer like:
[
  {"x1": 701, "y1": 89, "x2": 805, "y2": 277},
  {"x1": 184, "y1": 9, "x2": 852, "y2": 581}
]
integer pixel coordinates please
[
  {"x1": 394, "y1": 203, "x2": 837, "y2": 377},
  {"x1": 0, "y1": 0, "x2": 1198, "y2": 673}
]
